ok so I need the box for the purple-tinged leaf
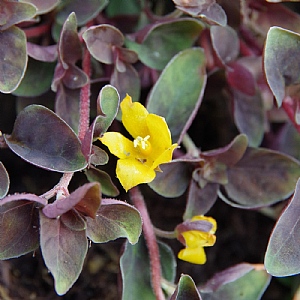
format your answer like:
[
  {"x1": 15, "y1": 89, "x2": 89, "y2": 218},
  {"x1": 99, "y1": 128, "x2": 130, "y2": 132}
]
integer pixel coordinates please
[
  {"x1": 120, "y1": 237, "x2": 176, "y2": 300},
  {"x1": 39, "y1": 211, "x2": 88, "y2": 295},
  {"x1": 60, "y1": 209, "x2": 86, "y2": 231},
  {"x1": 0, "y1": 200, "x2": 39, "y2": 259},
  {"x1": 56, "y1": 0, "x2": 108, "y2": 26},
  {"x1": 222, "y1": 148, "x2": 300, "y2": 208},
  {"x1": 148, "y1": 160, "x2": 193, "y2": 198},
  {"x1": 147, "y1": 48, "x2": 207, "y2": 143},
  {"x1": 211, "y1": 26, "x2": 239, "y2": 66},
  {"x1": 227, "y1": 62, "x2": 256, "y2": 96},
  {"x1": 83, "y1": 24, "x2": 124, "y2": 64},
  {"x1": 86, "y1": 199, "x2": 142, "y2": 244},
  {"x1": 5, "y1": 105, "x2": 87, "y2": 172},
  {"x1": 0, "y1": 193, "x2": 47, "y2": 206},
  {"x1": 62, "y1": 64, "x2": 88, "y2": 89},
  {"x1": 13, "y1": 58, "x2": 56, "y2": 97},
  {"x1": 0, "y1": 162, "x2": 9, "y2": 199},
  {"x1": 175, "y1": 1, "x2": 227, "y2": 26},
  {"x1": 265, "y1": 178, "x2": 300, "y2": 276},
  {"x1": 264, "y1": 27, "x2": 300, "y2": 107},
  {"x1": 171, "y1": 274, "x2": 202, "y2": 300},
  {"x1": 0, "y1": 26, "x2": 27, "y2": 93},
  {"x1": 85, "y1": 167, "x2": 119, "y2": 197},
  {"x1": 118, "y1": 47, "x2": 138, "y2": 64},
  {"x1": 59, "y1": 12, "x2": 82, "y2": 68},
  {"x1": 110, "y1": 63, "x2": 141, "y2": 102},
  {"x1": 201, "y1": 134, "x2": 248, "y2": 166},
  {"x1": 0, "y1": 0, "x2": 36, "y2": 31},
  {"x1": 55, "y1": 84, "x2": 80, "y2": 133},
  {"x1": 21, "y1": 0, "x2": 59, "y2": 15},
  {"x1": 89, "y1": 146, "x2": 108, "y2": 166},
  {"x1": 125, "y1": 19, "x2": 204, "y2": 70},
  {"x1": 232, "y1": 89, "x2": 264, "y2": 147},
  {"x1": 27, "y1": 43, "x2": 57, "y2": 62},
  {"x1": 200, "y1": 264, "x2": 271, "y2": 300},
  {"x1": 43, "y1": 182, "x2": 101, "y2": 219},
  {"x1": 184, "y1": 180, "x2": 219, "y2": 220}
]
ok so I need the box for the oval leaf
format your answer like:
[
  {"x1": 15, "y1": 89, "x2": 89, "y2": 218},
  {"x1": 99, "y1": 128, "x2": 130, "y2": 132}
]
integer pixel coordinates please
[
  {"x1": 21, "y1": 0, "x2": 59, "y2": 15},
  {"x1": 223, "y1": 148, "x2": 300, "y2": 208},
  {"x1": 0, "y1": 200, "x2": 39, "y2": 259},
  {"x1": 56, "y1": 0, "x2": 108, "y2": 26},
  {"x1": 5, "y1": 105, "x2": 87, "y2": 172},
  {"x1": 39, "y1": 211, "x2": 88, "y2": 295},
  {"x1": 171, "y1": 274, "x2": 202, "y2": 300},
  {"x1": 43, "y1": 182, "x2": 101, "y2": 219},
  {"x1": 264, "y1": 26, "x2": 300, "y2": 106},
  {"x1": 265, "y1": 178, "x2": 300, "y2": 276},
  {"x1": 13, "y1": 58, "x2": 56, "y2": 97},
  {"x1": 200, "y1": 264, "x2": 271, "y2": 300},
  {"x1": 0, "y1": 162, "x2": 9, "y2": 199},
  {"x1": 83, "y1": 24, "x2": 124, "y2": 64},
  {"x1": 0, "y1": 26, "x2": 28, "y2": 93},
  {"x1": 120, "y1": 237, "x2": 176, "y2": 300},
  {"x1": 0, "y1": 0, "x2": 36, "y2": 30},
  {"x1": 147, "y1": 48, "x2": 207, "y2": 143},
  {"x1": 86, "y1": 199, "x2": 142, "y2": 245},
  {"x1": 125, "y1": 19, "x2": 204, "y2": 70}
]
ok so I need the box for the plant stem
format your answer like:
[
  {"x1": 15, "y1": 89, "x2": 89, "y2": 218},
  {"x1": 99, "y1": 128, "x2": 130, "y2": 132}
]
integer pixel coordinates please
[
  {"x1": 78, "y1": 47, "x2": 91, "y2": 142},
  {"x1": 182, "y1": 134, "x2": 199, "y2": 158},
  {"x1": 153, "y1": 227, "x2": 177, "y2": 239},
  {"x1": 129, "y1": 186, "x2": 165, "y2": 300},
  {"x1": 282, "y1": 96, "x2": 300, "y2": 134}
]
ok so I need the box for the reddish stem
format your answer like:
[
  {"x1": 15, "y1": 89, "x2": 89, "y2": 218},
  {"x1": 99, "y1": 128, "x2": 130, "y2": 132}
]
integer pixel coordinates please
[
  {"x1": 78, "y1": 47, "x2": 91, "y2": 141},
  {"x1": 129, "y1": 186, "x2": 165, "y2": 300},
  {"x1": 282, "y1": 97, "x2": 300, "y2": 134}
]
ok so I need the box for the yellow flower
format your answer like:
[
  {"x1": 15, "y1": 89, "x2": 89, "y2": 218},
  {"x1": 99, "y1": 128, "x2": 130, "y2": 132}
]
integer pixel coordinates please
[
  {"x1": 178, "y1": 215, "x2": 217, "y2": 264},
  {"x1": 99, "y1": 94, "x2": 177, "y2": 191}
]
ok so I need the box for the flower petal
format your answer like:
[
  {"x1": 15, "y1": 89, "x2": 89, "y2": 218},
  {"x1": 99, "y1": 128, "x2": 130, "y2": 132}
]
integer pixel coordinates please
[
  {"x1": 116, "y1": 158, "x2": 156, "y2": 191},
  {"x1": 152, "y1": 143, "x2": 177, "y2": 169},
  {"x1": 146, "y1": 114, "x2": 173, "y2": 157},
  {"x1": 178, "y1": 246, "x2": 206, "y2": 264},
  {"x1": 182, "y1": 231, "x2": 216, "y2": 248},
  {"x1": 121, "y1": 95, "x2": 149, "y2": 138},
  {"x1": 100, "y1": 132, "x2": 137, "y2": 159}
]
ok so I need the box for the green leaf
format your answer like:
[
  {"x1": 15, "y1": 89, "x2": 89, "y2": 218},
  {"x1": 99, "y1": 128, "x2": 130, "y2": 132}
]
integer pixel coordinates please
[
  {"x1": 95, "y1": 85, "x2": 120, "y2": 136},
  {"x1": 171, "y1": 275, "x2": 202, "y2": 300},
  {"x1": 0, "y1": 200, "x2": 39, "y2": 259},
  {"x1": 40, "y1": 211, "x2": 88, "y2": 295},
  {"x1": 86, "y1": 199, "x2": 142, "y2": 244},
  {"x1": 0, "y1": 26, "x2": 27, "y2": 93},
  {"x1": 85, "y1": 167, "x2": 119, "y2": 197},
  {"x1": 0, "y1": 162, "x2": 9, "y2": 199},
  {"x1": 265, "y1": 178, "x2": 300, "y2": 276},
  {"x1": 147, "y1": 48, "x2": 206, "y2": 143},
  {"x1": 222, "y1": 148, "x2": 300, "y2": 208},
  {"x1": 264, "y1": 26, "x2": 300, "y2": 106},
  {"x1": 200, "y1": 264, "x2": 271, "y2": 300},
  {"x1": 5, "y1": 105, "x2": 87, "y2": 172},
  {"x1": 0, "y1": 0, "x2": 36, "y2": 30},
  {"x1": 13, "y1": 58, "x2": 56, "y2": 97},
  {"x1": 56, "y1": 0, "x2": 108, "y2": 26},
  {"x1": 125, "y1": 19, "x2": 204, "y2": 70},
  {"x1": 120, "y1": 237, "x2": 176, "y2": 300},
  {"x1": 106, "y1": 0, "x2": 141, "y2": 17}
]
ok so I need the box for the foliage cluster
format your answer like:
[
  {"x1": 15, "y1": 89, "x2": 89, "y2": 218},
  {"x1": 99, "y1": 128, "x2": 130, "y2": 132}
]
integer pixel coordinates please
[{"x1": 1, "y1": 0, "x2": 300, "y2": 299}]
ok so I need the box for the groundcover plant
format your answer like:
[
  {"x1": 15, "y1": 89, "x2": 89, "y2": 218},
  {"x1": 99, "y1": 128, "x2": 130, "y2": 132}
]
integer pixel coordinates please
[{"x1": 2, "y1": 0, "x2": 300, "y2": 299}]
